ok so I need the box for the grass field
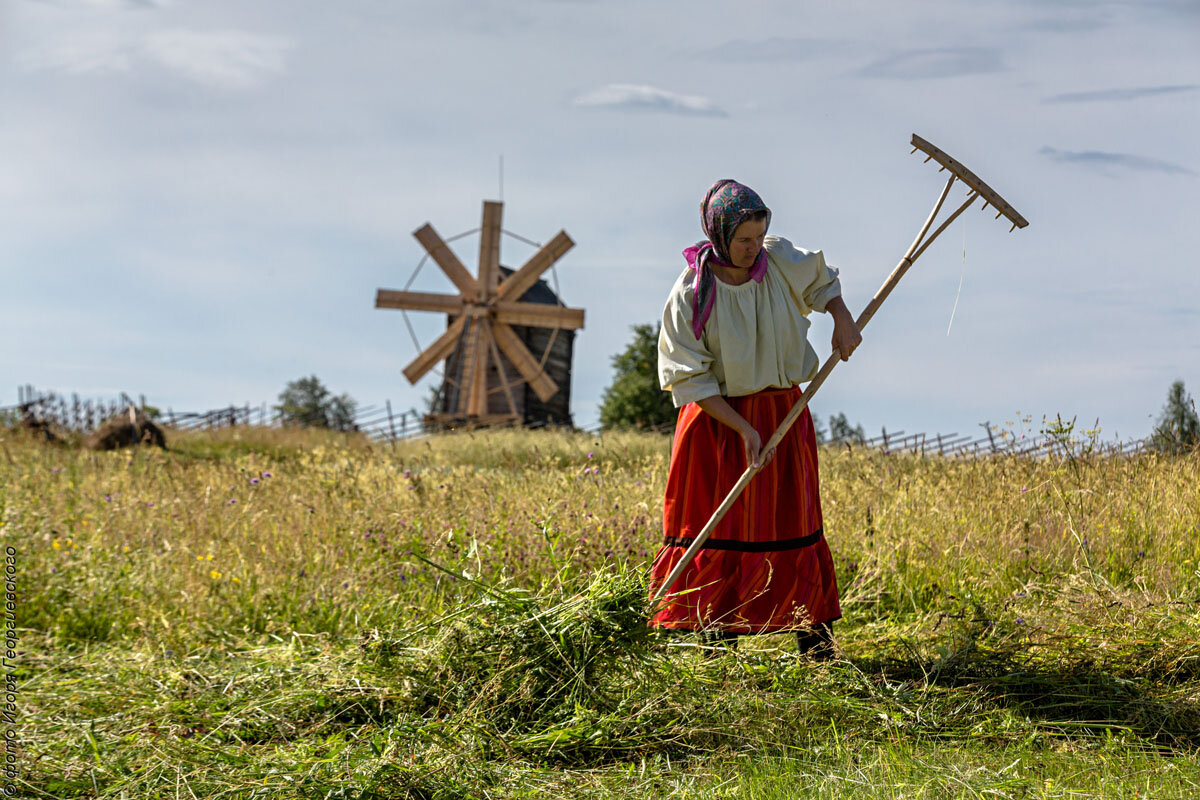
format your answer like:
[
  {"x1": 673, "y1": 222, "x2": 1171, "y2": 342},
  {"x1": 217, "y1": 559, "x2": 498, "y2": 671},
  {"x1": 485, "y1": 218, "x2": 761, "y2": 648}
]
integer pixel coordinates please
[{"x1": 5, "y1": 423, "x2": 1200, "y2": 798}]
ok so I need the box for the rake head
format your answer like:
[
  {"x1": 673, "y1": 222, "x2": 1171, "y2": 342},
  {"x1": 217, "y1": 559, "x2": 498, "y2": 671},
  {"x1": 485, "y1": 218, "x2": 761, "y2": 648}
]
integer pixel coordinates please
[{"x1": 911, "y1": 134, "x2": 1028, "y2": 232}]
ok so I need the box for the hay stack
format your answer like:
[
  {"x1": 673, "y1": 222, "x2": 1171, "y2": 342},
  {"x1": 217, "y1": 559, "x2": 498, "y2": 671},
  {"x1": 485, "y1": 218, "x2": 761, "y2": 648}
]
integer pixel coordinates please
[{"x1": 85, "y1": 407, "x2": 167, "y2": 451}]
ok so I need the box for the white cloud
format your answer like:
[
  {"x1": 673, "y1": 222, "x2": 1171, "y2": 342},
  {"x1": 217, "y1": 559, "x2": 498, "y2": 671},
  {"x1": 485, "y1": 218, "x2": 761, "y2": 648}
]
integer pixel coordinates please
[
  {"x1": 18, "y1": 27, "x2": 293, "y2": 90},
  {"x1": 142, "y1": 29, "x2": 292, "y2": 90},
  {"x1": 572, "y1": 83, "x2": 728, "y2": 117},
  {"x1": 16, "y1": 31, "x2": 136, "y2": 74}
]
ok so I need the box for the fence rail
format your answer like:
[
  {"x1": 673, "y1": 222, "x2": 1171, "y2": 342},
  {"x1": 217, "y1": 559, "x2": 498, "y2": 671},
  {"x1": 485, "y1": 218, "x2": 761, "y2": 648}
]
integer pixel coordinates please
[
  {"x1": 6, "y1": 384, "x2": 1155, "y2": 457},
  {"x1": 6, "y1": 385, "x2": 426, "y2": 445}
]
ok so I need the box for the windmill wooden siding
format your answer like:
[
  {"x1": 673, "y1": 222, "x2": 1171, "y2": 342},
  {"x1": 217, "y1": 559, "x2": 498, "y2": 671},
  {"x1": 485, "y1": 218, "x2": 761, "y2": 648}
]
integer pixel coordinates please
[{"x1": 436, "y1": 265, "x2": 574, "y2": 426}]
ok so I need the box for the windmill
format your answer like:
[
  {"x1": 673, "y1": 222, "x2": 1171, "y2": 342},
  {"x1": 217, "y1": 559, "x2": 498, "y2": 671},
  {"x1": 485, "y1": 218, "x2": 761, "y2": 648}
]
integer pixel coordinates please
[{"x1": 375, "y1": 200, "x2": 585, "y2": 428}]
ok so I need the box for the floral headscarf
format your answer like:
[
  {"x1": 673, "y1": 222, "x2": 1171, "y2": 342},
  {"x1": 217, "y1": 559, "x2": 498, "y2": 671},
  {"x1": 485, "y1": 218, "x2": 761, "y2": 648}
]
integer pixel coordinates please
[{"x1": 682, "y1": 179, "x2": 771, "y2": 339}]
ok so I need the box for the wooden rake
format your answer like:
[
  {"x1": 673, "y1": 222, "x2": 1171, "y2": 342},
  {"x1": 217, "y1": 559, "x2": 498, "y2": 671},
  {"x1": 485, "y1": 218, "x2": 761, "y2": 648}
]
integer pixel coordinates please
[{"x1": 652, "y1": 133, "x2": 1029, "y2": 605}]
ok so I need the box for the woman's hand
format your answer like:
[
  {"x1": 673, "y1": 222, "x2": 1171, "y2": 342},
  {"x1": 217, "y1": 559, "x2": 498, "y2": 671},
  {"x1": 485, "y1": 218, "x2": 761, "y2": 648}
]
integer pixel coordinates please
[
  {"x1": 696, "y1": 395, "x2": 775, "y2": 469},
  {"x1": 741, "y1": 426, "x2": 776, "y2": 470},
  {"x1": 826, "y1": 296, "x2": 862, "y2": 361}
]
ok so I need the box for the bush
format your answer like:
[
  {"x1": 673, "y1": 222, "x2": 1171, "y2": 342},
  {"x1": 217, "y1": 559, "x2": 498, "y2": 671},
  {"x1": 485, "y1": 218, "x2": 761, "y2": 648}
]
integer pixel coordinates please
[
  {"x1": 1151, "y1": 380, "x2": 1199, "y2": 454},
  {"x1": 275, "y1": 375, "x2": 357, "y2": 431}
]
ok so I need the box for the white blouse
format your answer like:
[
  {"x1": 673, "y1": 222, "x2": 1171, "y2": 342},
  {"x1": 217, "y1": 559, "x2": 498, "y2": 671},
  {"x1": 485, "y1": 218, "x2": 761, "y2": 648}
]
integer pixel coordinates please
[{"x1": 658, "y1": 235, "x2": 842, "y2": 407}]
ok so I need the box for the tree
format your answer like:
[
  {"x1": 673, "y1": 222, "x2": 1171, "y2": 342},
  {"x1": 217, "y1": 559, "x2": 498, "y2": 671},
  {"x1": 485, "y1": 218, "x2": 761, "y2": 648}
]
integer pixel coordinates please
[
  {"x1": 276, "y1": 375, "x2": 358, "y2": 432},
  {"x1": 1151, "y1": 380, "x2": 1199, "y2": 454},
  {"x1": 599, "y1": 323, "x2": 677, "y2": 431},
  {"x1": 827, "y1": 412, "x2": 865, "y2": 445}
]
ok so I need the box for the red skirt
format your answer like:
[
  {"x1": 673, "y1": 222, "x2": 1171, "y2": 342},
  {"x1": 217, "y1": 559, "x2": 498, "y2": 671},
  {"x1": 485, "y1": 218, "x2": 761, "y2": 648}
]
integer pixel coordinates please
[{"x1": 648, "y1": 386, "x2": 841, "y2": 633}]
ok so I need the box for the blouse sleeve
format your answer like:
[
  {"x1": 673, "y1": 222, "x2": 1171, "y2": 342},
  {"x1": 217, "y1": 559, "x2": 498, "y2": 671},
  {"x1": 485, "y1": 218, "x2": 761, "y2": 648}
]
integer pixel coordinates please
[
  {"x1": 767, "y1": 236, "x2": 843, "y2": 315},
  {"x1": 658, "y1": 273, "x2": 721, "y2": 407}
]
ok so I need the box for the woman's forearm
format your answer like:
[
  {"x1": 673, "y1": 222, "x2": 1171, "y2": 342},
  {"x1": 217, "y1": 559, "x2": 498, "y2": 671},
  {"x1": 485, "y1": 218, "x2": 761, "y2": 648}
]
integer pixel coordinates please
[{"x1": 696, "y1": 395, "x2": 753, "y2": 437}]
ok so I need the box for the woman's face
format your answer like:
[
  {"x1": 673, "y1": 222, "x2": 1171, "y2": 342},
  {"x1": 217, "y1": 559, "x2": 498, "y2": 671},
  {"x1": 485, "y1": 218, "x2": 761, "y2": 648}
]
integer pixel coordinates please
[{"x1": 728, "y1": 217, "x2": 768, "y2": 268}]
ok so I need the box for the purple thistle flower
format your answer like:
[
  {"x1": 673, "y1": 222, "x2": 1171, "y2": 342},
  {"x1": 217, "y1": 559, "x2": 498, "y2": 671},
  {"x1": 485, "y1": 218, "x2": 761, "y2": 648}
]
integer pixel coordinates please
[
  {"x1": 227, "y1": 498, "x2": 237, "y2": 505},
  {"x1": 104, "y1": 495, "x2": 112, "y2": 502},
  {"x1": 51, "y1": 467, "x2": 63, "y2": 474},
  {"x1": 587, "y1": 452, "x2": 594, "y2": 459},
  {"x1": 262, "y1": 471, "x2": 272, "y2": 479},
  {"x1": 249, "y1": 477, "x2": 259, "y2": 485},
  {"x1": 1015, "y1": 618, "x2": 1025, "y2": 624}
]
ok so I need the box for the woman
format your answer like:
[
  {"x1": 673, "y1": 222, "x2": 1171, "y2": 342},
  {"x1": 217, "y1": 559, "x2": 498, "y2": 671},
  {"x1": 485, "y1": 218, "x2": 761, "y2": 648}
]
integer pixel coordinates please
[{"x1": 648, "y1": 178, "x2": 862, "y2": 658}]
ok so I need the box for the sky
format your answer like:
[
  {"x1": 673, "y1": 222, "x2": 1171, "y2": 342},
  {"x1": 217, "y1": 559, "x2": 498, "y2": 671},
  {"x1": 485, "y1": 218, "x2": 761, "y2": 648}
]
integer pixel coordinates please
[{"x1": 2, "y1": 0, "x2": 1198, "y2": 441}]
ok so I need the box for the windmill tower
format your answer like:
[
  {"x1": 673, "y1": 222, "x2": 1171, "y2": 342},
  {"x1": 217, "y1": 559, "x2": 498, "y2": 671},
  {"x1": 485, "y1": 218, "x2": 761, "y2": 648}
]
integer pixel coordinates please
[{"x1": 376, "y1": 200, "x2": 585, "y2": 428}]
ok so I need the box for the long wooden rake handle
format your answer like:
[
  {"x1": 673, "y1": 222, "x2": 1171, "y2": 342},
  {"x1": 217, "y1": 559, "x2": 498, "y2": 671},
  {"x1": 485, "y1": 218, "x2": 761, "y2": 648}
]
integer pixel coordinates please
[{"x1": 652, "y1": 135, "x2": 1028, "y2": 605}]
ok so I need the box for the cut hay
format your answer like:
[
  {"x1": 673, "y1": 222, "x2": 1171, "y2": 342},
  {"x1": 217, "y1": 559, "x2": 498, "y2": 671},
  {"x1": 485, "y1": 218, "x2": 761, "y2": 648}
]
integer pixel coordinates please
[{"x1": 85, "y1": 406, "x2": 167, "y2": 450}]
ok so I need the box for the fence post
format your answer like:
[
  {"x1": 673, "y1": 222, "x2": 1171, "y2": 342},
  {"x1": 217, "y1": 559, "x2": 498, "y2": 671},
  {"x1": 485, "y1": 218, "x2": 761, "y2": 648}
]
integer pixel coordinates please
[{"x1": 386, "y1": 400, "x2": 398, "y2": 444}]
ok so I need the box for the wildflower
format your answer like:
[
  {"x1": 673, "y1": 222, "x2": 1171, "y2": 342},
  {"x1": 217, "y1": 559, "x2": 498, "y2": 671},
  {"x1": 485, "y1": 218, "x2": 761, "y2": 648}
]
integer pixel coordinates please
[
  {"x1": 262, "y1": 471, "x2": 272, "y2": 479},
  {"x1": 249, "y1": 477, "x2": 259, "y2": 486},
  {"x1": 228, "y1": 498, "x2": 237, "y2": 505},
  {"x1": 232, "y1": 576, "x2": 240, "y2": 583},
  {"x1": 210, "y1": 570, "x2": 222, "y2": 580},
  {"x1": 52, "y1": 539, "x2": 61, "y2": 550},
  {"x1": 298, "y1": 568, "x2": 306, "y2": 578},
  {"x1": 206, "y1": 554, "x2": 213, "y2": 561},
  {"x1": 1015, "y1": 618, "x2": 1025, "y2": 624},
  {"x1": 145, "y1": 502, "x2": 154, "y2": 507},
  {"x1": 1021, "y1": 487, "x2": 1028, "y2": 493},
  {"x1": 104, "y1": 495, "x2": 112, "y2": 502},
  {"x1": 51, "y1": 467, "x2": 62, "y2": 474},
  {"x1": 587, "y1": 451, "x2": 594, "y2": 459}
]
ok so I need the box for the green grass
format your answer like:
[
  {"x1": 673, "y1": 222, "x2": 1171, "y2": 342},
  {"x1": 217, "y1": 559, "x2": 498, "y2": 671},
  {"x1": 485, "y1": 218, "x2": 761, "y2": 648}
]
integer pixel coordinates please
[{"x1": 5, "y1": 423, "x2": 1200, "y2": 798}]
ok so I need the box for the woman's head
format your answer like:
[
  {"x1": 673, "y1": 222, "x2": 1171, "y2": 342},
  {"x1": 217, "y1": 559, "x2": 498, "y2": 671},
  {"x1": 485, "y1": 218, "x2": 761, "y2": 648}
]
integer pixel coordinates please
[{"x1": 700, "y1": 179, "x2": 771, "y2": 268}]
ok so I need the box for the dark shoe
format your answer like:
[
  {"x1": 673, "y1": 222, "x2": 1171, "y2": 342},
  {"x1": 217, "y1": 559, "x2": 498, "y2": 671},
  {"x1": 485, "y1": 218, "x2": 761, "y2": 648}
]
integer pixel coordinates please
[{"x1": 796, "y1": 622, "x2": 834, "y2": 661}]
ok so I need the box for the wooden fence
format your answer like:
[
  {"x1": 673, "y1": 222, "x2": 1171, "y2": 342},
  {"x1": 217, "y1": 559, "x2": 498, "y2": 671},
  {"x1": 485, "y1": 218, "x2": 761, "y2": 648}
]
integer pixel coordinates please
[
  {"x1": 7, "y1": 385, "x2": 1152, "y2": 456},
  {"x1": 7, "y1": 385, "x2": 425, "y2": 445}
]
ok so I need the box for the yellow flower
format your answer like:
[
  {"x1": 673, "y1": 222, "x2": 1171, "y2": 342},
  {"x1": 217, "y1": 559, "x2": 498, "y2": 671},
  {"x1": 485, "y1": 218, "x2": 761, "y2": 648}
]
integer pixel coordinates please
[
  {"x1": 231, "y1": 576, "x2": 240, "y2": 583},
  {"x1": 206, "y1": 554, "x2": 214, "y2": 561},
  {"x1": 123, "y1": 545, "x2": 130, "y2": 553},
  {"x1": 52, "y1": 539, "x2": 61, "y2": 550},
  {"x1": 196, "y1": 555, "x2": 204, "y2": 561},
  {"x1": 210, "y1": 570, "x2": 222, "y2": 580}
]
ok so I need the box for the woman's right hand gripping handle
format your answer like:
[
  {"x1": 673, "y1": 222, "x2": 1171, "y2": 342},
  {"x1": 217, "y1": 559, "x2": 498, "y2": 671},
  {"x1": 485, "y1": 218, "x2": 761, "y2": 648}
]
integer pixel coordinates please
[{"x1": 696, "y1": 395, "x2": 776, "y2": 469}]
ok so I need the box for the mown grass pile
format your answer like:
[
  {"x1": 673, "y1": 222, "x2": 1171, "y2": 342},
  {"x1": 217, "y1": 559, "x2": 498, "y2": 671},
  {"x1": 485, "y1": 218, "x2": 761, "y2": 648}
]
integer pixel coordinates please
[{"x1": 5, "y1": 422, "x2": 1200, "y2": 797}]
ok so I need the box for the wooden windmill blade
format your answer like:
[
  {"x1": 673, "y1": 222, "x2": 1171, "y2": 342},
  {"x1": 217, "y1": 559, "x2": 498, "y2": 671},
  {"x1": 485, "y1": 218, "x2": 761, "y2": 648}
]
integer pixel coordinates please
[
  {"x1": 413, "y1": 223, "x2": 479, "y2": 298},
  {"x1": 492, "y1": 321, "x2": 559, "y2": 402},
  {"x1": 401, "y1": 314, "x2": 467, "y2": 384},
  {"x1": 493, "y1": 301, "x2": 584, "y2": 330},
  {"x1": 477, "y1": 201, "x2": 503, "y2": 300},
  {"x1": 496, "y1": 231, "x2": 574, "y2": 301},
  {"x1": 458, "y1": 314, "x2": 490, "y2": 416},
  {"x1": 375, "y1": 289, "x2": 464, "y2": 315}
]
